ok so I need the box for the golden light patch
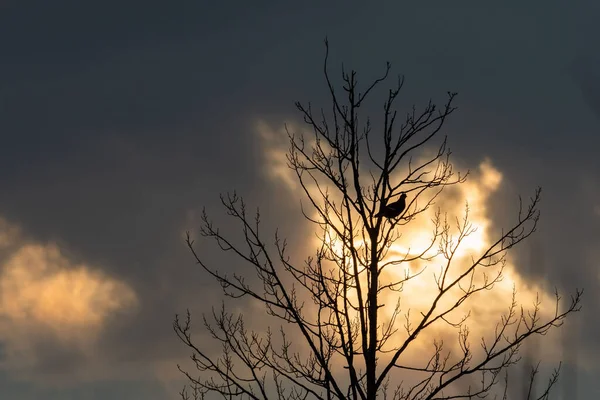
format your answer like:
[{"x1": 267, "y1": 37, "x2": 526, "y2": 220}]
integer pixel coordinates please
[
  {"x1": 0, "y1": 218, "x2": 138, "y2": 379},
  {"x1": 256, "y1": 121, "x2": 563, "y2": 374},
  {"x1": 0, "y1": 244, "x2": 137, "y2": 339},
  {"x1": 379, "y1": 161, "x2": 558, "y2": 352},
  {"x1": 479, "y1": 158, "x2": 503, "y2": 190}
]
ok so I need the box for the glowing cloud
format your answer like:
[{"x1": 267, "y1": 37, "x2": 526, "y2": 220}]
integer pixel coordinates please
[
  {"x1": 0, "y1": 217, "x2": 138, "y2": 381},
  {"x1": 256, "y1": 120, "x2": 563, "y2": 371},
  {"x1": 0, "y1": 244, "x2": 137, "y2": 336}
]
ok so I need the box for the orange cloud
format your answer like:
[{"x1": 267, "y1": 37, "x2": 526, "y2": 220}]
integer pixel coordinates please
[
  {"x1": 255, "y1": 120, "x2": 565, "y2": 392},
  {"x1": 0, "y1": 217, "x2": 138, "y2": 381}
]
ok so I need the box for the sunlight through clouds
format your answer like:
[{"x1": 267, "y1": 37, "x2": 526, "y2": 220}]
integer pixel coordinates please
[
  {"x1": 379, "y1": 159, "x2": 557, "y2": 346},
  {"x1": 256, "y1": 120, "x2": 563, "y2": 374}
]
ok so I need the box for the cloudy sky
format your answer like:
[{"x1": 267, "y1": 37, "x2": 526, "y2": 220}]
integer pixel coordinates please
[{"x1": 0, "y1": 1, "x2": 599, "y2": 399}]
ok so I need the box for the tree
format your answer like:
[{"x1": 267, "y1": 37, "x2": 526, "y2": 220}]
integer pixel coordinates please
[{"x1": 174, "y1": 40, "x2": 583, "y2": 400}]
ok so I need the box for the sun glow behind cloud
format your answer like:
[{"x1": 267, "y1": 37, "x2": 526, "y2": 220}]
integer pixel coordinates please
[
  {"x1": 256, "y1": 120, "x2": 563, "y2": 381},
  {"x1": 379, "y1": 159, "x2": 524, "y2": 336}
]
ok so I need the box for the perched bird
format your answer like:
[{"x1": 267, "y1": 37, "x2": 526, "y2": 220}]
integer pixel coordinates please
[{"x1": 375, "y1": 193, "x2": 407, "y2": 219}]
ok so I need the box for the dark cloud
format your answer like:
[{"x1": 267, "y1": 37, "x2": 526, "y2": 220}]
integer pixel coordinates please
[{"x1": 570, "y1": 52, "x2": 600, "y2": 120}]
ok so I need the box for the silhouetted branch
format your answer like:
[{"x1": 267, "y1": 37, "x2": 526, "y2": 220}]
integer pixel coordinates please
[{"x1": 176, "y1": 40, "x2": 583, "y2": 400}]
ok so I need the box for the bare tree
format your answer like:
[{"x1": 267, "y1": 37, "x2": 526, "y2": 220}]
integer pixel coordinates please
[{"x1": 174, "y1": 40, "x2": 583, "y2": 400}]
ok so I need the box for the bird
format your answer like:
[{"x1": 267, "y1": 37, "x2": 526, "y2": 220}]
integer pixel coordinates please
[{"x1": 375, "y1": 193, "x2": 407, "y2": 219}]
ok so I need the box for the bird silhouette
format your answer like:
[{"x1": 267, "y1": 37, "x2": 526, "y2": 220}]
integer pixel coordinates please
[{"x1": 375, "y1": 193, "x2": 407, "y2": 219}]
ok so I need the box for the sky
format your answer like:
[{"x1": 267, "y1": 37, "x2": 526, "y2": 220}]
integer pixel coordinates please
[{"x1": 0, "y1": 1, "x2": 599, "y2": 399}]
